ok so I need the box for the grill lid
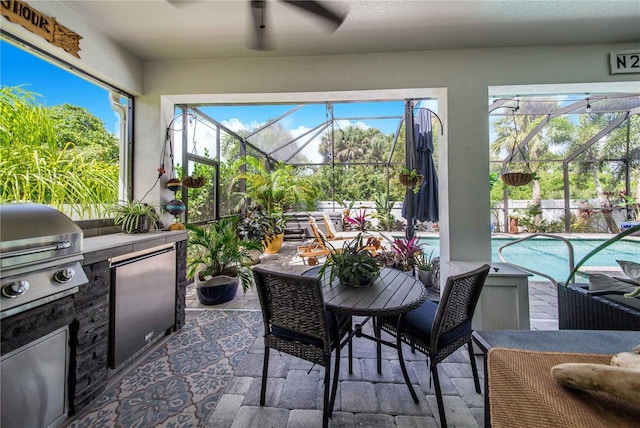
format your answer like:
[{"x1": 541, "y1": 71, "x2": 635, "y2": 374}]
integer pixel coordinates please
[{"x1": 0, "y1": 203, "x2": 83, "y2": 271}]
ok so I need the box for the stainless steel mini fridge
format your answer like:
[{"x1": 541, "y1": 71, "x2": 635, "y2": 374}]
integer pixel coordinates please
[{"x1": 109, "y1": 244, "x2": 176, "y2": 369}]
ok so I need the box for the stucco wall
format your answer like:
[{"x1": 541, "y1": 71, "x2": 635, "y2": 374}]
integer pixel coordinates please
[{"x1": 139, "y1": 43, "x2": 639, "y2": 280}]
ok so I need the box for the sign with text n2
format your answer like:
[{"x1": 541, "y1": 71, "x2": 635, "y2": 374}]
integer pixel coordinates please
[{"x1": 610, "y1": 50, "x2": 640, "y2": 74}]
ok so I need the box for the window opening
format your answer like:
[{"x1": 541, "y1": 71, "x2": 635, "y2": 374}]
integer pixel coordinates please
[{"x1": 0, "y1": 35, "x2": 133, "y2": 220}]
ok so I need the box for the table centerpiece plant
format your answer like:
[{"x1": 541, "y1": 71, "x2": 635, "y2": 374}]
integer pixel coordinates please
[{"x1": 318, "y1": 232, "x2": 382, "y2": 288}]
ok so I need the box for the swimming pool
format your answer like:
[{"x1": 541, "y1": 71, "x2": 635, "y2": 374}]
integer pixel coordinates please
[{"x1": 418, "y1": 236, "x2": 639, "y2": 283}]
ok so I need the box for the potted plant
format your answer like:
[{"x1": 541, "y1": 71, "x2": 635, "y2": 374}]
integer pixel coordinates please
[
  {"x1": 617, "y1": 191, "x2": 640, "y2": 235},
  {"x1": 229, "y1": 157, "x2": 317, "y2": 253},
  {"x1": 318, "y1": 233, "x2": 381, "y2": 288},
  {"x1": 262, "y1": 212, "x2": 287, "y2": 254},
  {"x1": 112, "y1": 200, "x2": 161, "y2": 233},
  {"x1": 415, "y1": 248, "x2": 435, "y2": 287},
  {"x1": 398, "y1": 166, "x2": 423, "y2": 189},
  {"x1": 346, "y1": 208, "x2": 372, "y2": 232},
  {"x1": 390, "y1": 236, "x2": 422, "y2": 272},
  {"x1": 186, "y1": 216, "x2": 263, "y2": 305}
]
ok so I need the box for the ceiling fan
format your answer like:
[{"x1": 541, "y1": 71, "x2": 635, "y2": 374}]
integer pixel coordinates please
[{"x1": 250, "y1": 0, "x2": 346, "y2": 50}]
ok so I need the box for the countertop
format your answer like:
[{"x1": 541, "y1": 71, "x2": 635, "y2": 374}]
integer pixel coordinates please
[
  {"x1": 448, "y1": 261, "x2": 532, "y2": 277},
  {"x1": 82, "y1": 230, "x2": 188, "y2": 265}
]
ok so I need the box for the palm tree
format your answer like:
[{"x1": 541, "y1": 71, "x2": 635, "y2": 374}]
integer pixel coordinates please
[
  {"x1": 229, "y1": 156, "x2": 317, "y2": 215},
  {"x1": 491, "y1": 101, "x2": 564, "y2": 227}
]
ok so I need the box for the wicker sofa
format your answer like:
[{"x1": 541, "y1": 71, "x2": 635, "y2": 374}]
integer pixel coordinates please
[{"x1": 557, "y1": 283, "x2": 640, "y2": 330}]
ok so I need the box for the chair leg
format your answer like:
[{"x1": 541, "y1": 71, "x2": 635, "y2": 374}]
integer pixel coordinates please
[
  {"x1": 329, "y1": 337, "x2": 341, "y2": 415},
  {"x1": 322, "y1": 364, "x2": 331, "y2": 428},
  {"x1": 396, "y1": 332, "x2": 419, "y2": 404},
  {"x1": 467, "y1": 340, "x2": 481, "y2": 393},
  {"x1": 431, "y1": 364, "x2": 447, "y2": 428},
  {"x1": 348, "y1": 325, "x2": 353, "y2": 375},
  {"x1": 260, "y1": 347, "x2": 270, "y2": 406}
]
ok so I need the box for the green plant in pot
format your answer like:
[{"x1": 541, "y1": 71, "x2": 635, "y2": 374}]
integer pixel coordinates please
[
  {"x1": 229, "y1": 157, "x2": 317, "y2": 253},
  {"x1": 112, "y1": 200, "x2": 161, "y2": 233},
  {"x1": 416, "y1": 248, "x2": 435, "y2": 287},
  {"x1": 186, "y1": 216, "x2": 263, "y2": 305},
  {"x1": 318, "y1": 233, "x2": 381, "y2": 288}
]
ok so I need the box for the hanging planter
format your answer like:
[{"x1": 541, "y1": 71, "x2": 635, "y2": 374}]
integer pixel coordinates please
[
  {"x1": 182, "y1": 176, "x2": 207, "y2": 188},
  {"x1": 399, "y1": 168, "x2": 423, "y2": 189},
  {"x1": 166, "y1": 178, "x2": 182, "y2": 192},
  {"x1": 502, "y1": 103, "x2": 535, "y2": 187},
  {"x1": 501, "y1": 172, "x2": 533, "y2": 187}
]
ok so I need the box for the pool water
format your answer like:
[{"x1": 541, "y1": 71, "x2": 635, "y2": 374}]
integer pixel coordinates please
[{"x1": 419, "y1": 236, "x2": 639, "y2": 283}]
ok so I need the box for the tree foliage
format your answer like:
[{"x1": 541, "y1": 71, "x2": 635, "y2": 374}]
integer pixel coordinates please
[{"x1": 0, "y1": 86, "x2": 118, "y2": 218}]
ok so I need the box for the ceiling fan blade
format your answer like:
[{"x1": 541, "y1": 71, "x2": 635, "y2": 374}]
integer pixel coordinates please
[
  {"x1": 249, "y1": 0, "x2": 270, "y2": 50},
  {"x1": 281, "y1": 0, "x2": 345, "y2": 32}
]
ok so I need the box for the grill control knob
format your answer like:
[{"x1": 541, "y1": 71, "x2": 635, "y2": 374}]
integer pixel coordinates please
[
  {"x1": 53, "y1": 268, "x2": 75, "y2": 283},
  {"x1": 2, "y1": 281, "x2": 30, "y2": 298}
]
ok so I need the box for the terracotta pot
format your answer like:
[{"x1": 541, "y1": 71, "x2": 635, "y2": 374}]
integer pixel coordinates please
[{"x1": 263, "y1": 233, "x2": 284, "y2": 254}]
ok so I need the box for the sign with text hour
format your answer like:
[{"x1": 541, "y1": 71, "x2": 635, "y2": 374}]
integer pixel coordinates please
[
  {"x1": 1, "y1": 0, "x2": 82, "y2": 58},
  {"x1": 610, "y1": 50, "x2": 640, "y2": 74}
]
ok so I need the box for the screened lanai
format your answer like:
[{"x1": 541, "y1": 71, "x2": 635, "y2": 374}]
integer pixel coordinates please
[{"x1": 167, "y1": 92, "x2": 639, "y2": 235}]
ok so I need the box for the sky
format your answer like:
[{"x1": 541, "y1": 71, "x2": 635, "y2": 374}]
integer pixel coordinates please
[{"x1": 1, "y1": 40, "x2": 119, "y2": 134}]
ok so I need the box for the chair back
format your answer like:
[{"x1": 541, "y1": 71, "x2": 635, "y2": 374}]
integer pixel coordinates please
[
  {"x1": 430, "y1": 264, "x2": 490, "y2": 352},
  {"x1": 308, "y1": 217, "x2": 331, "y2": 249},
  {"x1": 321, "y1": 213, "x2": 339, "y2": 239},
  {"x1": 253, "y1": 266, "x2": 331, "y2": 352}
]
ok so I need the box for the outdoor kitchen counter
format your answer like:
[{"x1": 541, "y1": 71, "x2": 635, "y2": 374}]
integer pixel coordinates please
[
  {"x1": 82, "y1": 230, "x2": 188, "y2": 264},
  {"x1": 67, "y1": 229, "x2": 189, "y2": 414}
]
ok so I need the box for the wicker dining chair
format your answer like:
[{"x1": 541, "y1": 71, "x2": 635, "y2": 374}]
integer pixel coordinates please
[
  {"x1": 252, "y1": 266, "x2": 353, "y2": 428},
  {"x1": 376, "y1": 264, "x2": 490, "y2": 428}
]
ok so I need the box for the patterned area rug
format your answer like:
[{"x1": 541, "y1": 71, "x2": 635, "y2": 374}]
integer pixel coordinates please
[{"x1": 65, "y1": 309, "x2": 263, "y2": 428}]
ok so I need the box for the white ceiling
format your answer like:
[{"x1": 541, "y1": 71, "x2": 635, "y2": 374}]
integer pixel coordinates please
[{"x1": 56, "y1": 0, "x2": 640, "y2": 62}]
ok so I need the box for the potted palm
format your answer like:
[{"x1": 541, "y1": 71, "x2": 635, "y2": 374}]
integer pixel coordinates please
[
  {"x1": 186, "y1": 216, "x2": 263, "y2": 305},
  {"x1": 318, "y1": 233, "x2": 382, "y2": 288},
  {"x1": 229, "y1": 157, "x2": 317, "y2": 253},
  {"x1": 112, "y1": 200, "x2": 161, "y2": 233}
]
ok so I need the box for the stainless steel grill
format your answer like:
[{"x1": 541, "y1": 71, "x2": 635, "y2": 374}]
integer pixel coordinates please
[
  {"x1": 0, "y1": 203, "x2": 88, "y2": 319},
  {"x1": 1, "y1": 203, "x2": 90, "y2": 428}
]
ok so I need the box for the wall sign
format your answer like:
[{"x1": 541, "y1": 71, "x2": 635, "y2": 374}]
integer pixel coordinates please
[
  {"x1": 610, "y1": 50, "x2": 640, "y2": 74},
  {"x1": 1, "y1": 0, "x2": 82, "y2": 58}
]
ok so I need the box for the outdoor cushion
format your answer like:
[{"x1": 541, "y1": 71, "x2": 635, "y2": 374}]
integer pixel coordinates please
[
  {"x1": 589, "y1": 273, "x2": 638, "y2": 294},
  {"x1": 618, "y1": 260, "x2": 640, "y2": 283},
  {"x1": 396, "y1": 299, "x2": 472, "y2": 348},
  {"x1": 271, "y1": 311, "x2": 350, "y2": 346}
]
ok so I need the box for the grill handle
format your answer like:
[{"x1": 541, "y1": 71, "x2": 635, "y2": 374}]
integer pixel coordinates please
[{"x1": 0, "y1": 241, "x2": 73, "y2": 260}]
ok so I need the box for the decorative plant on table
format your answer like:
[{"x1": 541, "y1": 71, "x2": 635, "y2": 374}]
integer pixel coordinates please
[
  {"x1": 318, "y1": 233, "x2": 382, "y2": 288},
  {"x1": 186, "y1": 216, "x2": 263, "y2": 305},
  {"x1": 112, "y1": 200, "x2": 161, "y2": 233}
]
